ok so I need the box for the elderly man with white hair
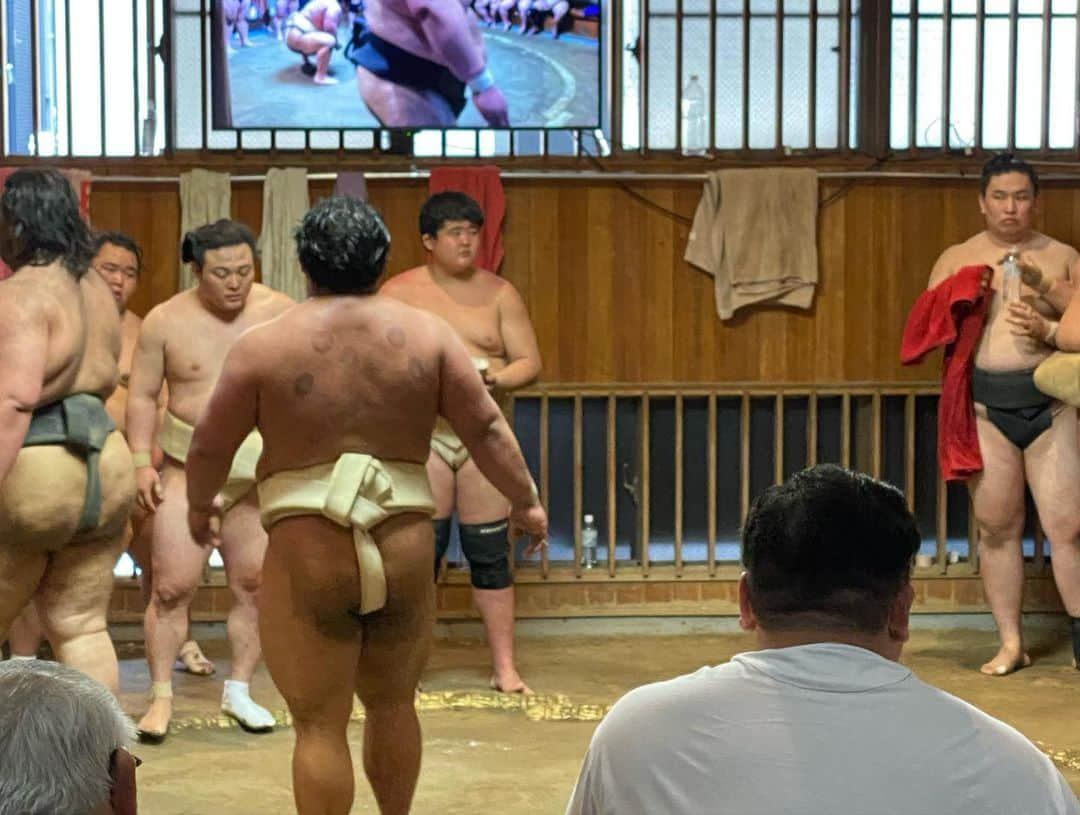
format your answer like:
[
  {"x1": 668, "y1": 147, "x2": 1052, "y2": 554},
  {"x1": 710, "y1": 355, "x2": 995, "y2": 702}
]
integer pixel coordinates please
[{"x1": 0, "y1": 660, "x2": 138, "y2": 815}]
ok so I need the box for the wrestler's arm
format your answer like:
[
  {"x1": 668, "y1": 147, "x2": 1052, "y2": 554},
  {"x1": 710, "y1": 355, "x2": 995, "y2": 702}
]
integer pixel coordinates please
[
  {"x1": 186, "y1": 337, "x2": 260, "y2": 511},
  {"x1": 0, "y1": 291, "x2": 48, "y2": 486},
  {"x1": 1020, "y1": 248, "x2": 1078, "y2": 313},
  {"x1": 491, "y1": 283, "x2": 541, "y2": 391},
  {"x1": 438, "y1": 323, "x2": 537, "y2": 509},
  {"x1": 926, "y1": 246, "x2": 959, "y2": 290},
  {"x1": 1055, "y1": 283, "x2": 1080, "y2": 351},
  {"x1": 126, "y1": 307, "x2": 168, "y2": 462},
  {"x1": 323, "y1": 3, "x2": 342, "y2": 35},
  {"x1": 404, "y1": 0, "x2": 486, "y2": 81},
  {"x1": 1038, "y1": 277, "x2": 1075, "y2": 314}
]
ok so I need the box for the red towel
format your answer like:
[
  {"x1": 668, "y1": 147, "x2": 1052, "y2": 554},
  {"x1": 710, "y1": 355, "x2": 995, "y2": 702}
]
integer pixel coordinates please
[
  {"x1": 0, "y1": 168, "x2": 92, "y2": 281},
  {"x1": 900, "y1": 265, "x2": 991, "y2": 482},
  {"x1": 428, "y1": 165, "x2": 505, "y2": 274}
]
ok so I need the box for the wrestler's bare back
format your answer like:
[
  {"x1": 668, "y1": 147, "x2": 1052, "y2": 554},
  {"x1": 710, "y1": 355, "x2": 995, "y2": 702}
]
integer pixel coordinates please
[
  {"x1": 4, "y1": 265, "x2": 121, "y2": 408},
  {"x1": 136, "y1": 283, "x2": 293, "y2": 425},
  {"x1": 226, "y1": 295, "x2": 484, "y2": 478},
  {"x1": 929, "y1": 231, "x2": 1078, "y2": 372},
  {"x1": 299, "y1": 0, "x2": 341, "y2": 29},
  {"x1": 381, "y1": 265, "x2": 510, "y2": 375}
]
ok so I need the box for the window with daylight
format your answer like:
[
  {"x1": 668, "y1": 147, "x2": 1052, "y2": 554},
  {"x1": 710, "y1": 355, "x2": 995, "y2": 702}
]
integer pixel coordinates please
[
  {"x1": 621, "y1": 0, "x2": 861, "y2": 153},
  {"x1": 1, "y1": 0, "x2": 167, "y2": 157},
  {"x1": 890, "y1": 0, "x2": 1080, "y2": 152}
]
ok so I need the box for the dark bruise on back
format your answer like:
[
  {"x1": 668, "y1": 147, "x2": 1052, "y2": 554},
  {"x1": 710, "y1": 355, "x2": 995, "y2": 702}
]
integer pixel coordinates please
[
  {"x1": 293, "y1": 372, "x2": 315, "y2": 397},
  {"x1": 386, "y1": 326, "x2": 406, "y2": 348}
]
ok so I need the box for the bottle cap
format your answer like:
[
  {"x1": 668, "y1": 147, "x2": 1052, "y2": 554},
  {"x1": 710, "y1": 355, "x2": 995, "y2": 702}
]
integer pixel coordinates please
[{"x1": 584, "y1": 514, "x2": 594, "y2": 523}]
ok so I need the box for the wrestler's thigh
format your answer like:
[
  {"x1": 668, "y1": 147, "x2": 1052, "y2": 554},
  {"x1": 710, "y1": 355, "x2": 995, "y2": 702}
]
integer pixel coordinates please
[
  {"x1": 356, "y1": 67, "x2": 458, "y2": 128},
  {"x1": 355, "y1": 514, "x2": 435, "y2": 705},
  {"x1": 426, "y1": 450, "x2": 456, "y2": 519},
  {"x1": 0, "y1": 447, "x2": 90, "y2": 549},
  {"x1": 219, "y1": 492, "x2": 268, "y2": 588},
  {"x1": 259, "y1": 518, "x2": 362, "y2": 718},
  {"x1": 36, "y1": 531, "x2": 125, "y2": 636},
  {"x1": 968, "y1": 412, "x2": 1027, "y2": 534},
  {"x1": 455, "y1": 459, "x2": 510, "y2": 524},
  {"x1": 0, "y1": 545, "x2": 47, "y2": 638},
  {"x1": 149, "y1": 463, "x2": 211, "y2": 592},
  {"x1": 94, "y1": 431, "x2": 137, "y2": 542},
  {"x1": 302, "y1": 31, "x2": 335, "y2": 49},
  {"x1": 1025, "y1": 405, "x2": 1080, "y2": 532},
  {"x1": 126, "y1": 511, "x2": 153, "y2": 572}
]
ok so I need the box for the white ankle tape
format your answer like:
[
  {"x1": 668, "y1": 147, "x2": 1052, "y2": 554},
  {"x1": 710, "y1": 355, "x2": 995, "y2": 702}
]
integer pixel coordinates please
[
  {"x1": 10, "y1": 655, "x2": 37, "y2": 661},
  {"x1": 151, "y1": 681, "x2": 173, "y2": 699}
]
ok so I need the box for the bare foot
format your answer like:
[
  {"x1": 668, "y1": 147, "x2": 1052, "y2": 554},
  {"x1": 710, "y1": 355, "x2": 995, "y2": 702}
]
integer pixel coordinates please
[
  {"x1": 490, "y1": 672, "x2": 534, "y2": 695},
  {"x1": 136, "y1": 697, "x2": 173, "y2": 743},
  {"x1": 176, "y1": 640, "x2": 216, "y2": 676},
  {"x1": 980, "y1": 647, "x2": 1032, "y2": 676},
  {"x1": 313, "y1": 75, "x2": 339, "y2": 85}
]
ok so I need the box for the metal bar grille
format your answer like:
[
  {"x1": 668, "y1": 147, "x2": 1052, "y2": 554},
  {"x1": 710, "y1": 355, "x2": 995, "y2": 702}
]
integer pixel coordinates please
[
  {"x1": 1007, "y1": 0, "x2": 1018, "y2": 151},
  {"x1": 8, "y1": 3, "x2": 1080, "y2": 159},
  {"x1": 0, "y1": 1, "x2": 7, "y2": 154},
  {"x1": 889, "y1": 1, "x2": 1080, "y2": 156},
  {"x1": 465, "y1": 383, "x2": 986, "y2": 584},
  {"x1": 98, "y1": 0, "x2": 107, "y2": 157},
  {"x1": 674, "y1": 392, "x2": 684, "y2": 577}
]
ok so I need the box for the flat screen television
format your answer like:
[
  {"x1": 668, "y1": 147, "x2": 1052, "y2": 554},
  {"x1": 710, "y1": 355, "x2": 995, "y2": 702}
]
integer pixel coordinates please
[{"x1": 210, "y1": 1, "x2": 602, "y2": 131}]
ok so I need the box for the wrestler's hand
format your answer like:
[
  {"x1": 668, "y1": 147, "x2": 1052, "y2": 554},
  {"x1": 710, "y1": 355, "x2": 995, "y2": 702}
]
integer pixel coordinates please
[
  {"x1": 510, "y1": 502, "x2": 548, "y2": 557},
  {"x1": 473, "y1": 86, "x2": 510, "y2": 127},
  {"x1": 1000, "y1": 253, "x2": 1051, "y2": 296},
  {"x1": 135, "y1": 467, "x2": 165, "y2": 512},
  {"x1": 1005, "y1": 301, "x2": 1053, "y2": 342},
  {"x1": 188, "y1": 496, "x2": 224, "y2": 547}
]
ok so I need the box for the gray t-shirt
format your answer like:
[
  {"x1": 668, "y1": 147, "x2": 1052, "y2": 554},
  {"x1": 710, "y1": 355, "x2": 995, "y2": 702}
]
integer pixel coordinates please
[{"x1": 566, "y1": 642, "x2": 1078, "y2": 815}]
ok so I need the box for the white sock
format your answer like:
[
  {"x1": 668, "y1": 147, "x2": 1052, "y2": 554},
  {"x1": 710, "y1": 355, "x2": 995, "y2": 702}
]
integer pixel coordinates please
[
  {"x1": 10, "y1": 655, "x2": 37, "y2": 661},
  {"x1": 222, "y1": 680, "x2": 274, "y2": 729},
  {"x1": 223, "y1": 679, "x2": 250, "y2": 695}
]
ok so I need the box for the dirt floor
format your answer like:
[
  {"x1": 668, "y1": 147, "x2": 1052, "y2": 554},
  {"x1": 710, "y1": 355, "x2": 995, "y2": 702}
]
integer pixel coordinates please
[{"x1": 115, "y1": 621, "x2": 1080, "y2": 814}]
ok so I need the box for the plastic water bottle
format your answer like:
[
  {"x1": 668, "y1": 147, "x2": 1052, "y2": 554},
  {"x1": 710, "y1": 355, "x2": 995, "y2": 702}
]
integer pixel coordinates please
[
  {"x1": 681, "y1": 75, "x2": 708, "y2": 156},
  {"x1": 581, "y1": 514, "x2": 598, "y2": 569},
  {"x1": 1002, "y1": 250, "x2": 1021, "y2": 302}
]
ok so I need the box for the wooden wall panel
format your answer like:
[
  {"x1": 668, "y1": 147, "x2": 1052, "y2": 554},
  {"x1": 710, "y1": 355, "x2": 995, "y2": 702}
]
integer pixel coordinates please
[{"x1": 87, "y1": 174, "x2": 1080, "y2": 385}]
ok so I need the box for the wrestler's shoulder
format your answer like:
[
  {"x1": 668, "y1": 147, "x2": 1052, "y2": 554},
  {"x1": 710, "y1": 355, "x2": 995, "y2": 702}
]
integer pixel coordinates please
[
  {"x1": 0, "y1": 275, "x2": 61, "y2": 323},
  {"x1": 140, "y1": 290, "x2": 197, "y2": 333},
  {"x1": 248, "y1": 282, "x2": 296, "y2": 310},
  {"x1": 932, "y1": 237, "x2": 985, "y2": 272},
  {"x1": 1031, "y1": 231, "x2": 1080, "y2": 259},
  {"x1": 381, "y1": 266, "x2": 428, "y2": 294}
]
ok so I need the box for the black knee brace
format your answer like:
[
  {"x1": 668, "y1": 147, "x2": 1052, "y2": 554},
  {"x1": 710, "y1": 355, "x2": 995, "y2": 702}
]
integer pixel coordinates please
[
  {"x1": 433, "y1": 518, "x2": 452, "y2": 581},
  {"x1": 459, "y1": 519, "x2": 512, "y2": 590},
  {"x1": 1072, "y1": 617, "x2": 1080, "y2": 669}
]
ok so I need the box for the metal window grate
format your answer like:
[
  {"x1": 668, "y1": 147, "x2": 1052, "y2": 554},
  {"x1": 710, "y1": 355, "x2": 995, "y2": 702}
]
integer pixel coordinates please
[
  {"x1": 4, "y1": 2, "x2": 1078, "y2": 160},
  {"x1": 620, "y1": 0, "x2": 861, "y2": 154},
  {"x1": 890, "y1": 0, "x2": 1080, "y2": 154},
  {"x1": 0, "y1": 0, "x2": 166, "y2": 157}
]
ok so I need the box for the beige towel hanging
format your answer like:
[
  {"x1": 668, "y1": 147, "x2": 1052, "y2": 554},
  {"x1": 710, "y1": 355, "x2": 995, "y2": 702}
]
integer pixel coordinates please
[
  {"x1": 685, "y1": 168, "x2": 819, "y2": 320},
  {"x1": 178, "y1": 169, "x2": 231, "y2": 290},
  {"x1": 259, "y1": 167, "x2": 310, "y2": 302}
]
